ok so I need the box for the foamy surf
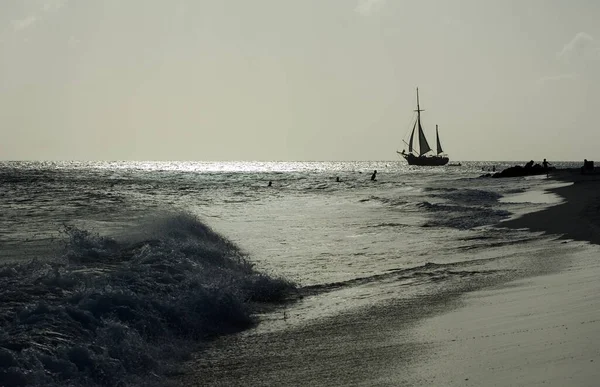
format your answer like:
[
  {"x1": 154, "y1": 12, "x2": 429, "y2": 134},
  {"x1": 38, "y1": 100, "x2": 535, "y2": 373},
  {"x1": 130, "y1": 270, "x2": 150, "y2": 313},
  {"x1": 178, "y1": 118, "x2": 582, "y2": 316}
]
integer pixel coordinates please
[{"x1": 0, "y1": 212, "x2": 295, "y2": 387}]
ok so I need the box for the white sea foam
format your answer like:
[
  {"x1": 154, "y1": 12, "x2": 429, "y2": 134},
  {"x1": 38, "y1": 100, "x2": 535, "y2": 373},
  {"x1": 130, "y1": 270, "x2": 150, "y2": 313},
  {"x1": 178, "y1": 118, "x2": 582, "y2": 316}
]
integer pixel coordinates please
[{"x1": 0, "y1": 212, "x2": 295, "y2": 386}]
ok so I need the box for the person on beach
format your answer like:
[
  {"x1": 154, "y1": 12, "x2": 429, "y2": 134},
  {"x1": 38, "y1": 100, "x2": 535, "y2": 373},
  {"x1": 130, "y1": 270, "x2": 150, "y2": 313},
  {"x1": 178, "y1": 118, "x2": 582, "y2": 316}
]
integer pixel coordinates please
[
  {"x1": 581, "y1": 159, "x2": 594, "y2": 174},
  {"x1": 371, "y1": 170, "x2": 377, "y2": 181},
  {"x1": 542, "y1": 159, "x2": 551, "y2": 169}
]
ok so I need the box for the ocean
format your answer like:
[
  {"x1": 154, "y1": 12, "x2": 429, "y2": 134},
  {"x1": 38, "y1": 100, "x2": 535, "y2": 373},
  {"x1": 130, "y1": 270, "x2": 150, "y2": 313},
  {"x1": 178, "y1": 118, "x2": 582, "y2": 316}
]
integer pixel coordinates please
[{"x1": 0, "y1": 160, "x2": 584, "y2": 386}]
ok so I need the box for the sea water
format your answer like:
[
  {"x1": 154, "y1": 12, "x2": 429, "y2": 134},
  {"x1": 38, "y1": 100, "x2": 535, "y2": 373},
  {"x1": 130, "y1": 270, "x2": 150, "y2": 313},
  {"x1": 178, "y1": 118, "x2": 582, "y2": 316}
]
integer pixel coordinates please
[{"x1": 0, "y1": 161, "x2": 582, "y2": 386}]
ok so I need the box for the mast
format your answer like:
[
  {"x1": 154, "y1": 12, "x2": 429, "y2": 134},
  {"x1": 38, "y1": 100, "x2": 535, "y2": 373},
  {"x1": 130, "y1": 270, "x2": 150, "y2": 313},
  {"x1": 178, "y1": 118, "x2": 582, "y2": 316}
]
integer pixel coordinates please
[
  {"x1": 414, "y1": 88, "x2": 423, "y2": 127},
  {"x1": 408, "y1": 88, "x2": 423, "y2": 155},
  {"x1": 414, "y1": 88, "x2": 431, "y2": 156}
]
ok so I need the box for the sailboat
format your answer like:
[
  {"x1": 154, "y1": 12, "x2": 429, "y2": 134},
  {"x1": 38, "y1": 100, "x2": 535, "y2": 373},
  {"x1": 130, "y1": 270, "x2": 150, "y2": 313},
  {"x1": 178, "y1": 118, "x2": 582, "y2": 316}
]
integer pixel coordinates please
[{"x1": 397, "y1": 88, "x2": 449, "y2": 166}]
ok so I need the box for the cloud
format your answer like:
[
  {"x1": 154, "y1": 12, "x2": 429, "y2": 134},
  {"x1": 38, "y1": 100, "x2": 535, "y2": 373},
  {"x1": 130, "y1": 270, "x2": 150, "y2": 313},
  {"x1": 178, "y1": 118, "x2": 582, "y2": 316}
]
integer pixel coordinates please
[
  {"x1": 11, "y1": 16, "x2": 38, "y2": 31},
  {"x1": 355, "y1": 0, "x2": 387, "y2": 16},
  {"x1": 538, "y1": 33, "x2": 600, "y2": 84},
  {"x1": 557, "y1": 32, "x2": 600, "y2": 62},
  {"x1": 9, "y1": 0, "x2": 68, "y2": 32},
  {"x1": 42, "y1": 0, "x2": 68, "y2": 12}
]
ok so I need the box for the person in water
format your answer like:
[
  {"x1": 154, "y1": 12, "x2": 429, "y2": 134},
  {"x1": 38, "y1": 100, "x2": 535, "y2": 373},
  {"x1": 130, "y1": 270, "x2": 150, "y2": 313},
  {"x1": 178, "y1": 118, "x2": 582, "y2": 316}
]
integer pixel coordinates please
[
  {"x1": 268, "y1": 181, "x2": 272, "y2": 187},
  {"x1": 336, "y1": 176, "x2": 340, "y2": 182},
  {"x1": 524, "y1": 160, "x2": 534, "y2": 169},
  {"x1": 371, "y1": 170, "x2": 377, "y2": 181}
]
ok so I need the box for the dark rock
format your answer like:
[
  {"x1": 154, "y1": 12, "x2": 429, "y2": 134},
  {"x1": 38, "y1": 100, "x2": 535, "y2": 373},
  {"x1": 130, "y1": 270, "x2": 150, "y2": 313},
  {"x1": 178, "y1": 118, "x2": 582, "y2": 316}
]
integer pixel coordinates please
[{"x1": 492, "y1": 165, "x2": 556, "y2": 178}]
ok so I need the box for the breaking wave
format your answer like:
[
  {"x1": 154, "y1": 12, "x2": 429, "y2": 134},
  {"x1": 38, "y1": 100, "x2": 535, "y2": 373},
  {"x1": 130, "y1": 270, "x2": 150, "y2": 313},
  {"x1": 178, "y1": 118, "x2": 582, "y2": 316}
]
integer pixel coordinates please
[
  {"x1": 359, "y1": 196, "x2": 409, "y2": 207},
  {"x1": 366, "y1": 222, "x2": 409, "y2": 229},
  {"x1": 301, "y1": 261, "x2": 508, "y2": 296},
  {"x1": 427, "y1": 188, "x2": 502, "y2": 205},
  {"x1": 0, "y1": 212, "x2": 296, "y2": 387}
]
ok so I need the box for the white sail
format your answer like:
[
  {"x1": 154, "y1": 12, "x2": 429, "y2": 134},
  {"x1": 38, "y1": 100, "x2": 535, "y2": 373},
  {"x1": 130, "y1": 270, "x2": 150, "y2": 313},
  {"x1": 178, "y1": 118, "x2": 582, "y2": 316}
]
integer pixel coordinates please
[
  {"x1": 436, "y1": 125, "x2": 443, "y2": 155},
  {"x1": 417, "y1": 120, "x2": 431, "y2": 156},
  {"x1": 408, "y1": 121, "x2": 417, "y2": 154}
]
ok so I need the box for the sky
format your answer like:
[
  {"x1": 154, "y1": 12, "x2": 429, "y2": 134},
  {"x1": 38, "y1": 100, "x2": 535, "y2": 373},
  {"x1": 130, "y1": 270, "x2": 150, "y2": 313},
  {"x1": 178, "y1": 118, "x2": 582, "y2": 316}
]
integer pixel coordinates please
[{"x1": 1, "y1": 0, "x2": 599, "y2": 161}]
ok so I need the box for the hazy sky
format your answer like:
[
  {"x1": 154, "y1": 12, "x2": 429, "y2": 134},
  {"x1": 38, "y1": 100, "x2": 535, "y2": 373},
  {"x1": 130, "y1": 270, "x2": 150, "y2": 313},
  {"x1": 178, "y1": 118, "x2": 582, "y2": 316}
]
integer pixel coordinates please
[{"x1": 1, "y1": 0, "x2": 599, "y2": 161}]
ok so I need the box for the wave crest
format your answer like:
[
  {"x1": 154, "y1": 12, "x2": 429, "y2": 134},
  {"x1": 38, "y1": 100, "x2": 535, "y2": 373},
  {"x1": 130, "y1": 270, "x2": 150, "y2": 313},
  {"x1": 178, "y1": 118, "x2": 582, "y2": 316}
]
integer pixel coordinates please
[
  {"x1": 0, "y1": 212, "x2": 296, "y2": 387},
  {"x1": 429, "y1": 188, "x2": 502, "y2": 204}
]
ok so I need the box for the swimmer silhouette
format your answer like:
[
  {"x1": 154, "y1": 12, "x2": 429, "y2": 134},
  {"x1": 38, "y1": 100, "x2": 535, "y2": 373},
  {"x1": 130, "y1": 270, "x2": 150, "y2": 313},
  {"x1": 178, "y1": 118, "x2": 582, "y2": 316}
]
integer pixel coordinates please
[{"x1": 371, "y1": 170, "x2": 377, "y2": 181}]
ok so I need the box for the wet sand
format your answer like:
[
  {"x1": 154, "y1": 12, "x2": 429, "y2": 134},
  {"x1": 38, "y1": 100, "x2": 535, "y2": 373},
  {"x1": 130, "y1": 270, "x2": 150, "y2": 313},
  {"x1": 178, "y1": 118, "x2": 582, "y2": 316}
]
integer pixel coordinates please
[
  {"x1": 178, "y1": 169, "x2": 600, "y2": 386},
  {"x1": 178, "y1": 288, "x2": 468, "y2": 386},
  {"x1": 406, "y1": 244, "x2": 600, "y2": 386},
  {"x1": 407, "y1": 169, "x2": 600, "y2": 386},
  {"x1": 177, "y1": 272, "x2": 522, "y2": 386}
]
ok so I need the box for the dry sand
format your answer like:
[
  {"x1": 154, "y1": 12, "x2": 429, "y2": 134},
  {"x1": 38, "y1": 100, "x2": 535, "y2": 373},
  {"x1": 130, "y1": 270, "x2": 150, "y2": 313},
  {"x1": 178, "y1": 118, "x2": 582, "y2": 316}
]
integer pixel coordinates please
[{"x1": 178, "y1": 169, "x2": 600, "y2": 386}]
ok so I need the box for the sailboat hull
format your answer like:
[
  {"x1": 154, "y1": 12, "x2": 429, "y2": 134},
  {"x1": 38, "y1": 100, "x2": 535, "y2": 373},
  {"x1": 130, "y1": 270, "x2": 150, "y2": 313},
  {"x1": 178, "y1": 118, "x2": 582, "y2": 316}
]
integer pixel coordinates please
[{"x1": 402, "y1": 153, "x2": 449, "y2": 166}]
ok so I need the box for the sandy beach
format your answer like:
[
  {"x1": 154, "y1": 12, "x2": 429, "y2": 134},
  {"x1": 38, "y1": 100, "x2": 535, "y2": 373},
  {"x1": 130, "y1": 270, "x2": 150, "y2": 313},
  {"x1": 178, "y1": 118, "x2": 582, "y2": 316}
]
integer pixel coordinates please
[
  {"x1": 408, "y1": 169, "x2": 600, "y2": 386},
  {"x1": 406, "y1": 243, "x2": 600, "y2": 386},
  {"x1": 176, "y1": 169, "x2": 600, "y2": 386},
  {"x1": 402, "y1": 170, "x2": 600, "y2": 386}
]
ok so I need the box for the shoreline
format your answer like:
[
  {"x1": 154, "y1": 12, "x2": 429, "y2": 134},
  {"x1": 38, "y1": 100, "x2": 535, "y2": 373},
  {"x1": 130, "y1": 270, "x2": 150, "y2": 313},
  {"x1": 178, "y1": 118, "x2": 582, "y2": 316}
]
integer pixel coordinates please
[
  {"x1": 405, "y1": 169, "x2": 600, "y2": 385},
  {"x1": 405, "y1": 242, "x2": 600, "y2": 386},
  {"x1": 499, "y1": 168, "x2": 600, "y2": 245},
  {"x1": 177, "y1": 169, "x2": 600, "y2": 386}
]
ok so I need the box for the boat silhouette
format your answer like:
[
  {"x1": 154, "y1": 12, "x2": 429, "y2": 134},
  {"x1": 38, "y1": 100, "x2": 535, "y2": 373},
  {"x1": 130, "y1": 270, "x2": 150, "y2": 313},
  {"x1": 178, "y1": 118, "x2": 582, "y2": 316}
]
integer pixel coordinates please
[{"x1": 397, "y1": 88, "x2": 449, "y2": 166}]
